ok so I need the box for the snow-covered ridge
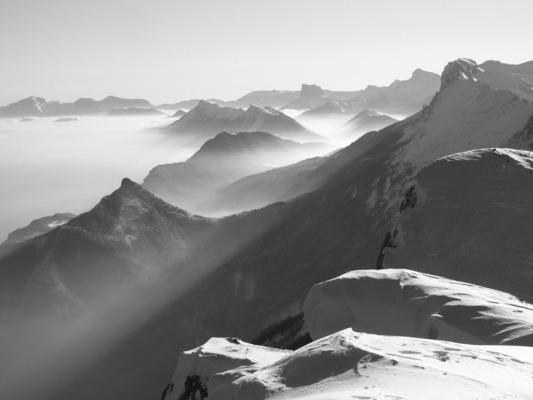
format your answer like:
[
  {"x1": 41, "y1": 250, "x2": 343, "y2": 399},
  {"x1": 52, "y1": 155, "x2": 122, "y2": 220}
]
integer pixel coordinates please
[
  {"x1": 164, "y1": 329, "x2": 533, "y2": 400},
  {"x1": 440, "y1": 147, "x2": 533, "y2": 171}
]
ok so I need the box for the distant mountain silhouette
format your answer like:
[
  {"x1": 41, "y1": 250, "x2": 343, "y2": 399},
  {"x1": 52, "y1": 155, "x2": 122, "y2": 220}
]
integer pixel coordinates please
[
  {"x1": 164, "y1": 101, "x2": 323, "y2": 143},
  {"x1": 169, "y1": 109, "x2": 186, "y2": 118},
  {"x1": 281, "y1": 70, "x2": 440, "y2": 116},
  {"x1": 1, "y1": 213, "x2": 76, "y2": 247},
  {"x1": 0, "y1": 95, "x2": 153, "y2": 117},
  {"x1": 143, "y1": 131, "x2": 334, "y2": 210},
  {"x1": 335, "y1": 109, "x2": 398, "y2": 142}
]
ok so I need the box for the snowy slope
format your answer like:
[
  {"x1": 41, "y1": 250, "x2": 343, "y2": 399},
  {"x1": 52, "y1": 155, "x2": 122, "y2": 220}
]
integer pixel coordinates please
[
  {"x1": 304, "y1": 268, "x2": 533, "y2": 345},
  {"x1": 163, "y1": 329, "x2": 533, "y2": 400},
  {"x1": 379, "y1": 148, "x2": 533, "y2": 303}
]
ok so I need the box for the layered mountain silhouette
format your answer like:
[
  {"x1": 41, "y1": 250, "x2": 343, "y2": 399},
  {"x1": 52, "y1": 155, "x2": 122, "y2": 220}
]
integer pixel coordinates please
[
  {"x1": 169, "y1": 109, "x2": 186, "y2": 118},
  {"x1": 164, "y1": 101, "x2": 323, "y2": 143},
  {"x1": 297, "y1": 99, "x2": 361, "y2": 117},
  {"x1": 334, "y1": 109, "x2": 398, "y2": 142},
  {"x1": 2, "y1": 58, "x2": 533, "y2": 400},
  {"x1": 0, "y1": 96, "x2": 153, "y2": 117},
  {"x1": 143, "y1": 131, "x2": 334, "y2": 211},
  {"x1": 283, "y1": 69, "x2": 440, "y2": 116},
  {"x1": 281, "y1": 84, "x2": 328, "y2": 111},
  {"x1": 0, "y1": 213, "x2": 76, "y2": 247},
  {"x1": 194, "y1": 156, "x2": 327, "y2": 216}
]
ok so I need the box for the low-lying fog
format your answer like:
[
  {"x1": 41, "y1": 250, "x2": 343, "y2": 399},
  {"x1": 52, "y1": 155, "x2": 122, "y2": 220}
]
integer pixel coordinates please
[{"x1": 0, "y1": 116, "x2": 195, "y2": 241}]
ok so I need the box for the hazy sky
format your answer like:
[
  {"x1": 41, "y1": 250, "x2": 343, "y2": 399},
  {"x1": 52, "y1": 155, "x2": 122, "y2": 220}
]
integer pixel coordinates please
[{"x1": 1, "y1": 0, "x2": 532, "y2": 105}]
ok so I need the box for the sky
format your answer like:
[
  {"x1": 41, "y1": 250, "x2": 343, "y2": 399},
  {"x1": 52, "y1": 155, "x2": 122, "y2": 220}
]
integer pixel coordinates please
[{"x1": 1, "y1": 0, "x2": 532, "y2": 106}]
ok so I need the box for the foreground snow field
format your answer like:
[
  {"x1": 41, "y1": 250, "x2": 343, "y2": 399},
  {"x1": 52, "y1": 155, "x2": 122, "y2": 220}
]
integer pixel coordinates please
[{"x1": 164, "y1": 329, "x2": 533, "y2": 400}]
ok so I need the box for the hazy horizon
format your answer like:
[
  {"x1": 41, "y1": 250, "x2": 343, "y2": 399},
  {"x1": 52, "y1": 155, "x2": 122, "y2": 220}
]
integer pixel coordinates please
[{"x1": 1, "y1": 0, "x2": 532, "y2": 106}]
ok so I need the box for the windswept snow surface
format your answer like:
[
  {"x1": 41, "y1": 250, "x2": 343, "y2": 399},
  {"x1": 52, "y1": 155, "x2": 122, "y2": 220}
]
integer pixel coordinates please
[
  {"x1": 164, "y1": 330, "x2": 533, "y2": 400},
  {"x1": 304, "y1": 269, "x2": 533, "y2": 345}
]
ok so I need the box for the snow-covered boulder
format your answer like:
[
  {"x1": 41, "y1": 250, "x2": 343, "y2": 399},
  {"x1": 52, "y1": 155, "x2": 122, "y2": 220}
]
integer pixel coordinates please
[{"x1": 304, "y1": 269, "x2": 533, "y2": 345}]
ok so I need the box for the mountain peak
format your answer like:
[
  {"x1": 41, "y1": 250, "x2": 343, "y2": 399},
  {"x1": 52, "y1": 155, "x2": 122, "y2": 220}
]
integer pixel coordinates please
[
  {"x1": 300, "y1": 84, "x2": 325, "y2": 98},
  {"x1": 411, "y1": 68, "x2": 438, "y2": 80},
  {"x1": 121, "y1": 177, "x2": 135, "y2": 188},
  {"x1": 354, "y1": 108, "x2": 380, "y2": 118},
  {"x1": 441, "y1": 58, "x2": 480, "y2": 89}
]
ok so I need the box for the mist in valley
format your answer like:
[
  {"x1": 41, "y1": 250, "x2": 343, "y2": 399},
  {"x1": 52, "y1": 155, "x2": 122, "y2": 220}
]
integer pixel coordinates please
[{"x1": 0, "y1": 116, "x2": 195, "y2": 242}]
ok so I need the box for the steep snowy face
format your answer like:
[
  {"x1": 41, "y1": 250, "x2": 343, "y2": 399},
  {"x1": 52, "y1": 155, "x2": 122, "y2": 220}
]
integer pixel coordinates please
[
  {"x1": 164, "y1": 330, "x2": 533, "y2": 400},
  {"x1": 304, "y1": 268, "x2": 533, "y2": 345},
  {"x1": 380, "y1": 148, "x2": 533, "y2": 303}
]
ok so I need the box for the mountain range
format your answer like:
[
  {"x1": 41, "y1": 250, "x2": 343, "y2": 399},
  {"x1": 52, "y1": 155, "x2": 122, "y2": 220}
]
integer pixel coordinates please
[
  {"x1": 287, "y1": 69, "x2": 440, "y2": 116},
  {"x1": 163, "y1": 101, "x2": 323, "y2": 144},
  {"x1": 0, "y1": 96, "x2": 153, "y2": 117},
  {"x1": 1, "y1": 58, "x2": 533, "y2": 400}
]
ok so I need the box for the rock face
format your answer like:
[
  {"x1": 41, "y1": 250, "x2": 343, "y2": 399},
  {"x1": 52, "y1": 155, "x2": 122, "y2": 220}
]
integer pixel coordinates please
[
  {"x1": 379, "y1": 148, "x2": 533, "y2": 303},
  {"x1": 281, "y1": 84, "x2": 328, "y2": 111},
  {"x1": 441, "y1": 58, "x2": 480, "y2": 89},
  {"x1": 166, "y1": 101, "x2": 321, "y2": 143},
  {"x1": 1, "y1": 213, "x2": 76, "y2": 247},
  {"x1": 163, "y1": 329, "x2": 533, "y2": 400},
  {"x1": 304, "y1": 268, "x2": 533, "y2": 345}
]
